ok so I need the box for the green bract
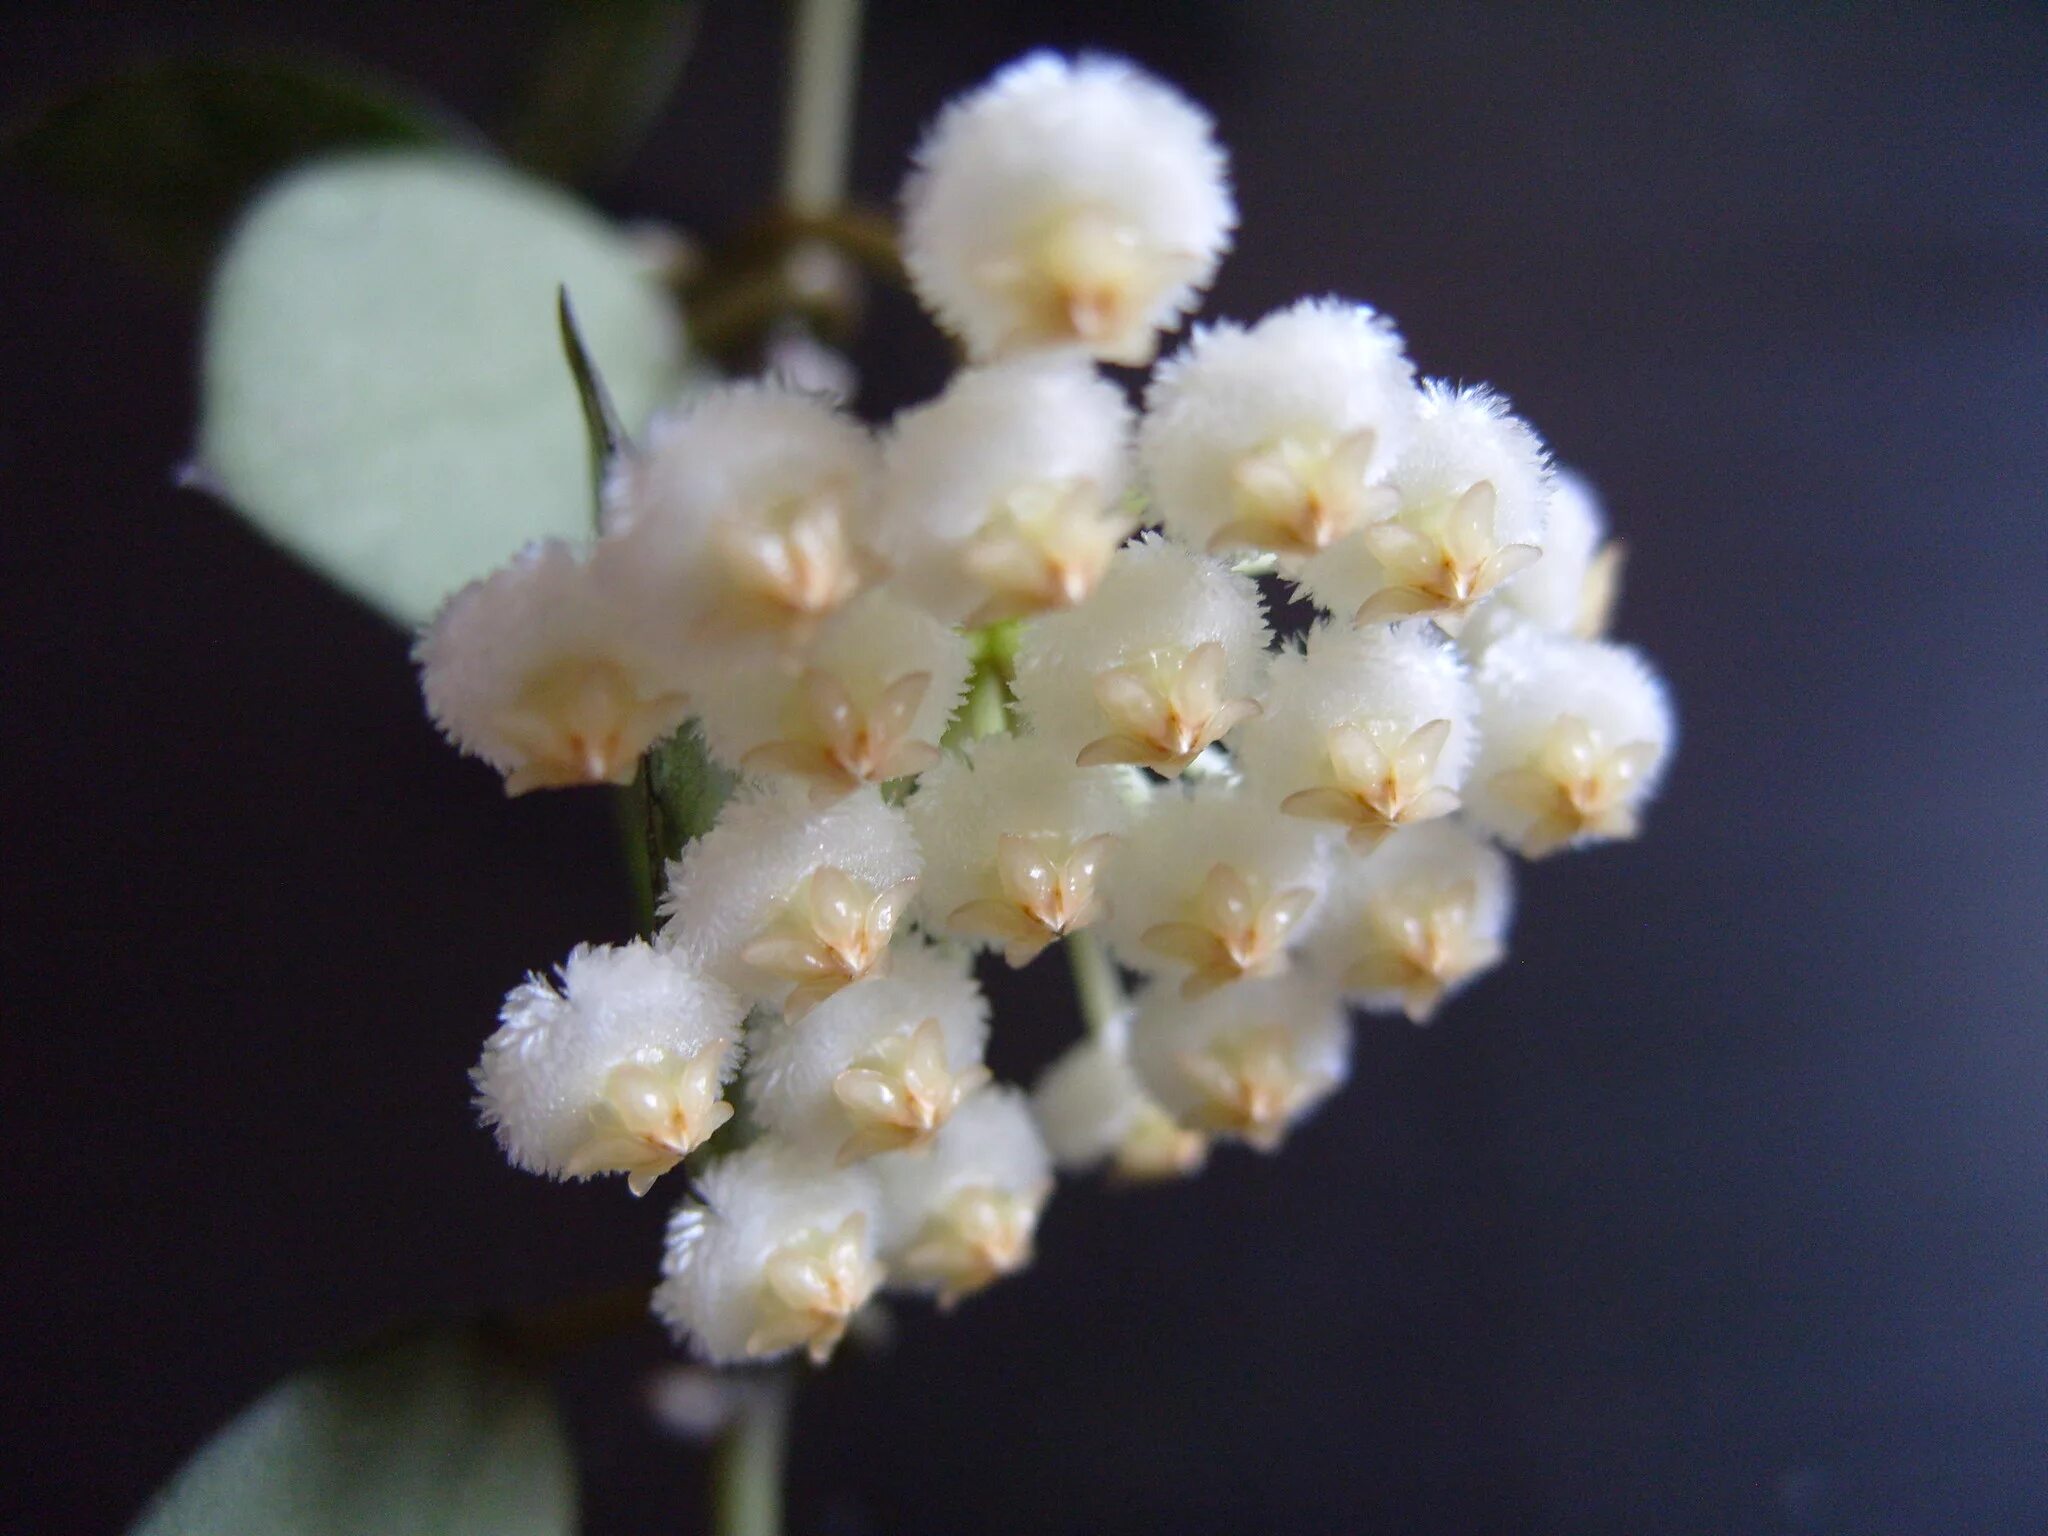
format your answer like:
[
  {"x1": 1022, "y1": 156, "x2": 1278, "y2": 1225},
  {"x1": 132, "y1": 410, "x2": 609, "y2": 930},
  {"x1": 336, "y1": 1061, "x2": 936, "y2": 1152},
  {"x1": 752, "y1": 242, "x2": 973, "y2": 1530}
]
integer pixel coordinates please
[{"x1": 196, "y1": 150, "x2": 687, "y2": 626}]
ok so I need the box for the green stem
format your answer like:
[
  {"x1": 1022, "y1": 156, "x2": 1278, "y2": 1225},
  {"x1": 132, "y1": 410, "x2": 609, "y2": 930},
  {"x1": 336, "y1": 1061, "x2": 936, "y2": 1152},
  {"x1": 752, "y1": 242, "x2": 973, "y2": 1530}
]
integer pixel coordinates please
[
  {"x1": 1065, "y1": 930, "x2": 1125, "y2": 1038},
  {"x1": 713, "y1": 1373, "x2": 793, "y2": 1536},
  {"x1": 780, "y1": 0, "x2": 863, "y2": 214}
]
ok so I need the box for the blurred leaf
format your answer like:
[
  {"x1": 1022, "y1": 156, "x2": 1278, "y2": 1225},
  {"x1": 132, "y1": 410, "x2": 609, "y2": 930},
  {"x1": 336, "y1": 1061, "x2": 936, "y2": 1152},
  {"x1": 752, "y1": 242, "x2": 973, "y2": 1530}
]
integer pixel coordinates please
[
  {"x1": 507, "y1": 0, "x2": 699, "y2": 187},
  {"x1": 648, "y1": 719, "x2": 737, "y2": 861},
  {"x1": 5, "y1": 55, "x2": 459, "y2": 282},
  {"x1": 128, "y1": 1322, "x2": 576, "y2": 1536},
  {"x1": 557, "y1": 286, "x2": 631, "y2": 505},
  {"x1": 194, "y1": 150, "x2": 690, "y2": 626}
]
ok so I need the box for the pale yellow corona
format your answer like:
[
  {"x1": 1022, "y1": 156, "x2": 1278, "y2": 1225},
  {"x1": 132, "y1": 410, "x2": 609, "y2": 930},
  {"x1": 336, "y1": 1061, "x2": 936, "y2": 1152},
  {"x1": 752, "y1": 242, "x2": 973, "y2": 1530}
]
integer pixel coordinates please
[
  {"x1": 712, "y1": 493, "x2": 868, "y2": 639},
  {"x1": 832, "y1": 1018, "x2": 991, "y2": 1164},
  {"x1": 979, "y1": 207, "x2": 1195, "y2": 364},
  {"x1": 742, "y1": 669, "x2": 941, "y2": 801},
  {"x1": 961, "y1": 479, "x2": 1136, "y2": 625},
  {"x1": 1111, "y1": 1102, "x2": 1210, "y2": 1182},
  {"x1": 1142, "y1": 863, "x2": 1316, "y2": 998},
  {"x1": 745, "y1": 1213, "x2": 882, "y2": 1364},
  {"x1": 1354, "y1": 481, "x2": 1542, "y2": 634},
  {"x1": 565, "y1": 1047, "x2": 737, "y2": 1196},
  {"x1": 899, "y1": 1184, "x2": 1049, "y2": 1307},
  {"x1": 1211, "y1": 428, "x2": 1395, "y2": 559},
  {"x1": 1279, "y1": 718, "x2": 1461, "y2": 851},
  {"x1": 1077, "y1": 641, "x2": 1262, "y2": 774},
  {"x1": 1489, "y1": 713, "x2": 1659, "y2": 857},
  {"x1": 1176, "y1": 1025, "x2": 1335, "y2": 1151},
  {"x1": 1346, "y1": 880, "x2": 1505, "y2": 1023},
  {"x1": 739, "y1": 866, "x2": 917, "y2": 1020},
  {"x1": 948, "y1": 831, "x2": 1119, "y2": 965},
  {"x1": 493, "y1": 655, "x2": 689, "y2": 796}
]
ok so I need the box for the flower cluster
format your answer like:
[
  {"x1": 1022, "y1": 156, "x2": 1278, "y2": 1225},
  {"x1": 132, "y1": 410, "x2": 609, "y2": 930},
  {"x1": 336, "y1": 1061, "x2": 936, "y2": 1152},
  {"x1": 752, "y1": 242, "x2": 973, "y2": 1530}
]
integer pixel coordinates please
[{"x1": 429, "y1": 53, "x2": 1674, "y2": 1367}]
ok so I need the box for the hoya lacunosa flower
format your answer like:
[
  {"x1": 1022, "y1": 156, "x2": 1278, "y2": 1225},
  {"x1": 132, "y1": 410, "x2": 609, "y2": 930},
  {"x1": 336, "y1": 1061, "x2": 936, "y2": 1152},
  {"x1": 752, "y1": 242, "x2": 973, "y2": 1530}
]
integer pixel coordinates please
[
  {"x1": 1296, "y1": 382, "x2": 1551, "y2": 634},
  {"x1": 1009, "y1": 532, "x2": 1269, "y2": 774},
  {"x1": 908, "y1": 735, "x2": 1135, "y2": 965},
  {"x1": 604, "y1": 382, "x2": 881, "y2": 660},
  {"x1": 1311, "y1": 820, "x2": 1515, "y2": 1023},
  {"x1": 874, "y1": 1087, "x2": 1054, "y2": 1307},
  {"x1": 1140, "y1": 298, "x2": 1415, "y2": 560},
  {"x1": 1463, "y1": 622, "x2": 1675, "y2": 857},
  {"x1": 660, "y1": 783, "x2": 920, "y2": 1019},
  {"x1": 1127, "y1": 972, "x2": 1351, "y2": 1152},
  {"x1": 1100, "y1": 782, "x2": 1329, "y2": 997},
  {"x1": 473, "y1": 941, "x2": 745, "y2": 1195},
  {"x1": 655, "y1": 1142, "x2": 883, "y2": 1365},
  {"x1": 875, "y1": 358, "x2": 1135, "y2": 625},
  {"x1": 1499, "y1": 468, "x2": 1623, "y2": 639},
  {"x1": 417, "y1": 539, "x2": 693, "y2": 795},
  {"x1": 745, "y1": 943, "x2": 992, "y2": 1164},
  {"x1": 901, "y1": 52, "x2": 1234, "y2": 365},
  {"x1": 1032, "y1": 1028, "x2": 1210, "y2": 1180},
  {"x1": 1233, "y1": 620, "x2": 1477, "y2": 852}
]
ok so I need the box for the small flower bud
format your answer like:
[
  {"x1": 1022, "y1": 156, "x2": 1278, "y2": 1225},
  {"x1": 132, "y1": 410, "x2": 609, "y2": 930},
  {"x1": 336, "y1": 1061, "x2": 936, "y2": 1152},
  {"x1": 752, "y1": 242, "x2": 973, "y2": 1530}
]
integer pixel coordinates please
[
  {"x1": 417, "y1": 540, "x2": 693, "y2": 795},
  {"x1": 1462, "y1": 625, "x2": 1675, "y2": 857},
  {"x1": 473, "y1": 941, "x2": 745, "y2": 1195},
  {"x1": 1139, "y1": 299, "x2": 1416, "y2": 559},
  {"x1": 1032, "y1": 1028, "x2": 1209, "y2": 1179},
  {"x1": 876, "y1": 358, "x2": 1136, "y2": 625},
  {"x1": 1009, "y1": 532, "x2": 1269, "y2": 776},
  {"x1": 1233, "y1": 620, "x2": 1477, "y2": 852},
  {"x1": 660, "y1": 783, "x2": 921, "y2": 1015},
  {"x1": 1295, "y1": 382, "x2": 1551, "y2": 634},
  {"x1": 874, "y1": 1087, "x2": 1054, "y2": 1307},
  {"x1": 1100, "y1": 782, "x2": 1328, "y2": 998},
  {"x1": 745, "y1": 944, "x2": 992, "y2": 1165},
  {"x1": 1126, "y1": 973, "x2": 1351, "y2": 1152},
  {"x1": 907, "y1": 736, "x2": 1135, "y2": 965},
  {"x1": 1309, "y1": 821, "x2": 1514, "y2": 1023},
  {"x1": 690, "y1": 588, "x2": 972, "y2": 798},
  {"x1": 902, "y1": 53, "x2": 1234, "y2": 365},
  {"x1": 654, "y1": 1142, "x2": 883, "y2": 1365}
]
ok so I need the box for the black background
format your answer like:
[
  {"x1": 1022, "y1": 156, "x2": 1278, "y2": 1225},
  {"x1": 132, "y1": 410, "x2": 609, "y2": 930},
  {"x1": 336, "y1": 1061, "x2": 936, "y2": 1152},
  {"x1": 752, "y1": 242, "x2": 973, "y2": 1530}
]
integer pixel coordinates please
[{"x1": 7, "y1": 3, "x2": 2047, "y2": 1533}]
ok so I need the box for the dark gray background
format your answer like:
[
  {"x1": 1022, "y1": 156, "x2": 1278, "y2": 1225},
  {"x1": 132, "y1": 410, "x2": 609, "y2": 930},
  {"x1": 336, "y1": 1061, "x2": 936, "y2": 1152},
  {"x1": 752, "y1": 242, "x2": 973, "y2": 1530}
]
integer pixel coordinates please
[{"x1": 7, "y1": 3, "x2": 2047, "y2": 1532}]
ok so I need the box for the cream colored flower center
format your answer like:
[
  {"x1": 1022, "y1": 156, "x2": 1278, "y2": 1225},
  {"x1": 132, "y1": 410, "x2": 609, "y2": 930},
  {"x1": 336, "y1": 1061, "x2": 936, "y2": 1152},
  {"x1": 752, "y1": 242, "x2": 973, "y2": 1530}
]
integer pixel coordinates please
[
  {"x1": 1488, "y1": 713, "x2": 1657, "y2": 858},
  {"x1": 739, "y1": 866, "x2": 917, "y2": 1020},
  {"x1": 1354, "y1": 480, "x2": 1541, "y2": 634},
  {"x1": 831, "y1": 1017, "x2": 990, "y2": 1165},
  {"x1": 980, "y1": 205, "x2": 1191, "y2": 364},
  {"x1": 899, "y1": 1183, "x2": 1049, "y2": 1308},
  {"x1": 1111, "y1": 1102, "x2": 1210, "y2": 1181},
  {"x1": 742, "y1": 668, "x2": 941, "y2": 801},
  {"x1": 1077, "y1": 641, "x2": 1262, "y2": 774},
  {"x1": 1576, "y1": 541, "x2": 1625, "y2": 639},
  {"x1": 1142, "y1": 863, "x2": 1316, "y2": 998},
  {"x1": 746, "y1": 1212, "x2": 881, "y2": 1364},
  {"x1": 946, "y1": 831, "x2": 1119, "y2": 966},
  {"x1": 1279, "y1": 718, "x2": 1461, "y2": 851},
  {"x1": 714, "y1": 491, "x2": 867, "y2": 636},
  {"x1": 961, "y1": 479, "x2": 1136, "y2": 625},
  {"x1": 564, "y1": 1046, "x2": 736, "y2": 1196},
  {"x1": 1212, "y1": 428, "x2": 1395, "y2": 559},
  {"x1": 1176, "y1": 1025, "x2": 1333, "y2": 1151},
  {"x1": 1346, "y1": 879, "x2": 1502, "y2": 1023},
  {"x1": 493, "y1": 654, "x2": 688, "y2": 796}
]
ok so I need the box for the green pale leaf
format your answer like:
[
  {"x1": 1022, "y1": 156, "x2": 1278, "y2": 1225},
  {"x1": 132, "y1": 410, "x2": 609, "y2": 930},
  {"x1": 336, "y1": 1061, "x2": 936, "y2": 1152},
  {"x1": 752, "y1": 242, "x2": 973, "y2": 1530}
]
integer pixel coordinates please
[
  {"x1": 5, "y1": 55, "x2": 458, "y2": 281},
  {"x1": 195, "y1": 150, "x2": 689, "y2": 626},
  {"x1": 128, "y1": 1323, "x2": 576, "y2": 1536},
  {"x1": 507, "y1": 0, "x2": 701, "y2": 187}
]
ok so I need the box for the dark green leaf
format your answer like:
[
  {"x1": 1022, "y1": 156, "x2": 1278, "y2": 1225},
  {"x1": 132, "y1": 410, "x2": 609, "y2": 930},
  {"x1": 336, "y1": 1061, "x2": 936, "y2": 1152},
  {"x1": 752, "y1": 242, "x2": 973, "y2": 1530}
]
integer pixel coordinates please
[
  {"x1": 558, "y1": 286, "x2": 632, "y2": 506},
  {"x1": 6, "y1": 55, "x2": 461, "y2": 281},
  {"x1": 507, "y1": 0, "x2": 699, "y2": 188},
  {"x1": 128, "y1": 1322, "x2": 576, "y2": 1536},
  {"x1": 649, "y1": 720, "x2": 738, "y2": 862}
]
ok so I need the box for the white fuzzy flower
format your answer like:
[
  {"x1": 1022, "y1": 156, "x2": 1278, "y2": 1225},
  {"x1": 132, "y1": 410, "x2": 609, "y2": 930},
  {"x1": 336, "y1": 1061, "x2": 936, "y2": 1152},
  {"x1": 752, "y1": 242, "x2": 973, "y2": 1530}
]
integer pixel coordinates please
[
  {"x1": 1232, "y1": 620, "x2": 1477, "y2": 852},
  {"x1": 1309, "y1": 820, "x2": 1514, "y2": 1023},
  {"x1": 907, "y1": 735, "x2": 1136, "y2": 965},
  {"x1": 654, "y1": 1142, "x2": 883, "y2": 1365},
  {"x1": 873, "y1": 1086, "x2": 1054, "y2": 1307},
  {"x1": 1295, "y1": 382, "x2": 1551, "y2": 634},
  {"x1": 659, "y1": 782, "x2": 921, "y2": 1019},
  {"x1": 875, "y1": 358, "x2": 1136, "y2": 625},
  {"x1": 1498, "y1": 467, "x2": 1623, "y2": 639},
  {"x1": 1462, "y1": 624, "x2": 1675, "y2": 857},
  {"x1": 417, "y1": 539, "x2": 693, "y2": 795},
  {"x1": 1126, "y1": 973, "x2": 1350, "y2": 1151},
  {"x1": 1008, "y1": 532, "x2": 1269, "y2": 775},
  {"x1": 901, "y1": 52, "x2": 1234, "y2": 365},
  {"x1": 1138, "y1": 298, "x2": 1416, "y2": 558},
  {"x1": 1032, "y1": 1027, "x2": 1209, "y2": 1179},
  {"x1": 689, "y1": 588, "x2": 972, "y2": 798},
  {"x1": 1099, "y1": 782, "x2": 1328, "y2": 997},
  {"x1": 745, "y1": 942, "x2": 992, "y2": 1164},
  {"x1": 602, "y1": 381, "x2": 881, "y2": 661},
  {"x1": 473, "y1": 941, "x2": 745, "y2": 1196}
]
